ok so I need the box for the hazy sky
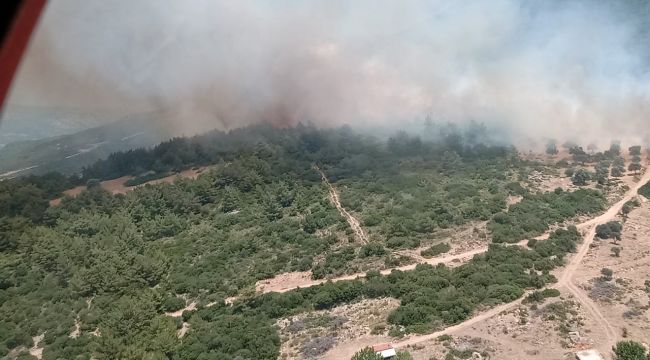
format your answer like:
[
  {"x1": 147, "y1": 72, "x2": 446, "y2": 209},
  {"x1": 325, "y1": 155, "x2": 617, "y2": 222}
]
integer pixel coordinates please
[{"x1": 6, "y1": 0, "x2": 650, "y2": 145}]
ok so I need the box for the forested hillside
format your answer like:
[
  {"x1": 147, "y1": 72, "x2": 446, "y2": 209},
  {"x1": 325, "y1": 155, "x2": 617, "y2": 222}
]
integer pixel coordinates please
[{"x1": 0, "y1": 124, "x2": 608, "y2": 359}]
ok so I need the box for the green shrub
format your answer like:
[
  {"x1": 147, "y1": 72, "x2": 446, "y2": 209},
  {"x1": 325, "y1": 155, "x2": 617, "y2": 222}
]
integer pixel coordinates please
[
  {"x1": 489, "y1": 189, "x2": 605, "y2": 243},
  {"x1": 352, "y1": 347, "x2": 383, "y2": 360},
  {"x1": 162, "y1": 296, "x2": 186, "y2": 312},
  {"x1": 596, "y1": 221, "x2": 622, "y2": 239},
  {"x1": 386, "y1": 237, "x2": 420, "y2": 249},
  {"x1": 601, "y1": 268, "x2": 614, "y2": 281},
  {"x1": 421, "y1": 243, "x2": 451, "y2": 258},
  {"x1": 359, "y1": 243, "x2": 386, "y2": 258},
  {"x1": 613, "y1": 340, "x2": 649, "y2": 360},
  {"x1": 639, "y1": 182, "x2": 650, "y2": 198},
  {"x1": 541, "y1": 288, "x2": 560, "y2": 298}
]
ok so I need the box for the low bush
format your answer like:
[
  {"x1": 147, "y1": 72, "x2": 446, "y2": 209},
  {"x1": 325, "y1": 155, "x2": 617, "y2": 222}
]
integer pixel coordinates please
[
  {"x1": 421, "y1": 243, "x2": 451, "y2": 258},
  {"x1": 596, "y1": 221, "x2": 622, "y2": 239}
]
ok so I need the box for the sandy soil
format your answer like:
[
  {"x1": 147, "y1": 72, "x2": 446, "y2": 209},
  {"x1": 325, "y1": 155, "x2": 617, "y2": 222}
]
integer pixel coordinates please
[
  {"x1": 164, "y1": 299, "x2": 197, "y2": 338},
  {"x1": 165, "y1": 300, "x2": 196, "y2": 318},
  {"x1": 178, "y1": 322, "x2": 191, "y2": 338},
  {"x1": 506, "y1": 195, "x2": 523, "y2": 208},
  {"x1": 29, "y1": 333, "x2": 44, "y2": 359},
  {"x1": 100, "y1": 175, "x2": 134, "y2": 194},
  {"x1": 572, "y1": 200, "x2": 650, "y2": 346},
  {"x1": 69, "y1": 318, "x2": 81, "y2": 338},
  {"x1": 49, "y1": 185, "x2": 87, "y2": 206},
  {"x1": 277, "y1": 298, "x2": 399, "y2": 360},
  {"x1": 402, "y1": 292, "x2": 598, "y2": 360}
]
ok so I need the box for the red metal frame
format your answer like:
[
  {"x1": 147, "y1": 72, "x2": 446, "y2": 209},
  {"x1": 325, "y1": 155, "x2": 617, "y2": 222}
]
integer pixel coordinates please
[{"x1": 0, "y1": 0, "x2": 47, "y2": 110}]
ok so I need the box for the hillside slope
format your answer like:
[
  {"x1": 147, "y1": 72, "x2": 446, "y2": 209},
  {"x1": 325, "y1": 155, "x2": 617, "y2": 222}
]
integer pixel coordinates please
[{"x1": 0, "y1": 112, "x2": 171, "y2": 177}]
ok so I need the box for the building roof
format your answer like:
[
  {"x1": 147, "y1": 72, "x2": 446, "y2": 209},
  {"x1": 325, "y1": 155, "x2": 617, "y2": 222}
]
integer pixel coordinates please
[
  {"x1": 576, "y1": 349, "x2": 605, "y2": 360},
  {"x1": 372, "y1": 344, "x2": 396, "y2": 359},
  {"x1": 372, "y1": 343, "x2": 393, "y2": 352}
]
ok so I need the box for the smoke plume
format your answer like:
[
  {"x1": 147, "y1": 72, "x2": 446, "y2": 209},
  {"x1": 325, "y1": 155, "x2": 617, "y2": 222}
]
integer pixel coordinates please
[{"x1": 5, "y1": 0, "x2": 650, "y2": 147}]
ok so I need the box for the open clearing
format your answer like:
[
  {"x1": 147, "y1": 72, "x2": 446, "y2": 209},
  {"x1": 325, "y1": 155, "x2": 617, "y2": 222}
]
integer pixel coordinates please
[
  {"x1": 49, "y1": 167, "x2": 207, "y2": 205},
  {"x1": 278, "y1": 298, "x2": 399, "y2": 360}
]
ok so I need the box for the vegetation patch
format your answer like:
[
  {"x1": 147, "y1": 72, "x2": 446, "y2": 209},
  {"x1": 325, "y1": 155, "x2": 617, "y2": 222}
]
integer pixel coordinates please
[
  {"x1": 596, "y1": 221, "x2": 623, "y2": 240},
  {"x1": 123, "y1": 171, "x2": 171, "y2": 186},
  {"x1": 589, "y1": 279, "x2": 622, "y2": 302},
  {"x1": 421, "y1": 242, "x2": 451, "y2": 258},
  {"x1": 613, "y1": 340, "x2": 650, "y2": 360},
  {"x1": 247, "y1": 227, "x2": 581, "y2": 336},
  {"x1": 535, "y1": 300, "x2": 583, "y2": 338},
  {"x1": 488, "y1": 188, "x2": 605, "y2": 243},
  {"x1": 301, "y1": 335, "x2": 337, "y2": 357},
  {"x1": 638, "y1": 182, "x2": 650, "y2": 199},
  {"x1": 524, "y1": 288, "x2": 561, "y2": 304}
]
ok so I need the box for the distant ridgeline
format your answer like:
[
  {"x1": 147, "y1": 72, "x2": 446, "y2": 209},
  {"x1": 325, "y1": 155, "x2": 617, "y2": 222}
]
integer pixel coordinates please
[
  {"x1": 0, "y1": 122, "x2": 609, "y2": 359},
  {"x1": 0, "y1": 123, "x2": 511, "y2": 223},
  {"x1": 80, "y1": 121, "x2": 509, "y2": 182}
]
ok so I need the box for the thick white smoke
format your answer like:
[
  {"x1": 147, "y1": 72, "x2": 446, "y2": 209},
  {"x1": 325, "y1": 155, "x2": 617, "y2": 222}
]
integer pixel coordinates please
[{"x1": 5, "y1": 0, "x2": 650, "y2": 147}]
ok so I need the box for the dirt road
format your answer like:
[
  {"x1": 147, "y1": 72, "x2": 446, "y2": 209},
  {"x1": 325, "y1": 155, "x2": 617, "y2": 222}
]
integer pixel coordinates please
[
  {"x1": 315, "y1": 166, "x2": 368, "y2": 244},
  {"x1": 257, "y1": 246, "x2": 489, "y2": 294},
  {"x1": 324, "y1": 170, "x2": 650, "y2": 359},
  {"x1": 557, "y1": 169, "x2": 650, "y2": 355}
]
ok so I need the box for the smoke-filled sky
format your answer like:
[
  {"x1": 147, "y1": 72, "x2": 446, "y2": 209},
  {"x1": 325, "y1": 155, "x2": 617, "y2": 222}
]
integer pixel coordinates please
[{"x1": 5, "y1": 0, "x2": 650, "y2": 145}]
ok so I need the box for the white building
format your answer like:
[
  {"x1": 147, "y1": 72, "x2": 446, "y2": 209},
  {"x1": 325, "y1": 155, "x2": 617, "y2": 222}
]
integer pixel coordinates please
[{"x1": 575, "y1": 349, "x2": 605, "y2": 360}]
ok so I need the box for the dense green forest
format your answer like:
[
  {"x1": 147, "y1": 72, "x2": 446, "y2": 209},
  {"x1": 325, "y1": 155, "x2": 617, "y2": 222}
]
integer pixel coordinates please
[{"x1": 0, "y1": 124, "x2": 611, "y2": 359}]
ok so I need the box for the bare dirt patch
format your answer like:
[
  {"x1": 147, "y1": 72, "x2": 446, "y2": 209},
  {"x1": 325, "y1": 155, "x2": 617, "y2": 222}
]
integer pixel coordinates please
[
  {"x1": 506, "y1": 195, "x2": 523, "y2": 209},
  {"x1": 428, "y1": 221, "x2": 489, "y2": 254},
  {"x1": 423, "y1": 293, "x2": 600, "y2": 360},
  {"x1": 100, "y1": 175, "x2": 134, "y2": 194},
  {"x1": 49, "y1": 185, "x2": 86, "y2": 206},
  {"x1": 400, "y1": 335, "x2": 494, "y2": 360},
  {"x1": 164, "y1": 299, "x2": 197, "y2": 338},
  {"x1": 69, "y1": 318, "x2": 81, "y2": 338},
  {"x1": 256, "y1": 271, "x2": 319, "y2": 293},
  {"x1": 29, "y1": 333, "x2": 45, "y2": 359},
  {"x1": 165, "y1": 300, "x2": 196, "y2": 318},
  {"x1": 50, "y1": 167, "x2": 208, "y2": 205},
  {"x1": 572, "y1": 200, "x2": 650, "y2": 345},
  {"x1": 528, "y1": 170, "x2": 576, "y2": 193},
  {"x1": 277, "y1": 298, "x2": 399, "y2": 360}
]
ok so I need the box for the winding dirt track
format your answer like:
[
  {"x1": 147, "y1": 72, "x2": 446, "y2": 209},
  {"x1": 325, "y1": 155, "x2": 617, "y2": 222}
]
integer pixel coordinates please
[
  {"x1": 558, "y1": 169, "x2": 650, "y2": 354},
  {"x1": 257, "y1": 246, "x2": 489, "y2": 294},
  {"x1": 315, "y1": 166, "x2": 368, "y2": 244},
  {"x1": 323, "y1": 170, "x2": 650, "y2": 360}
]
